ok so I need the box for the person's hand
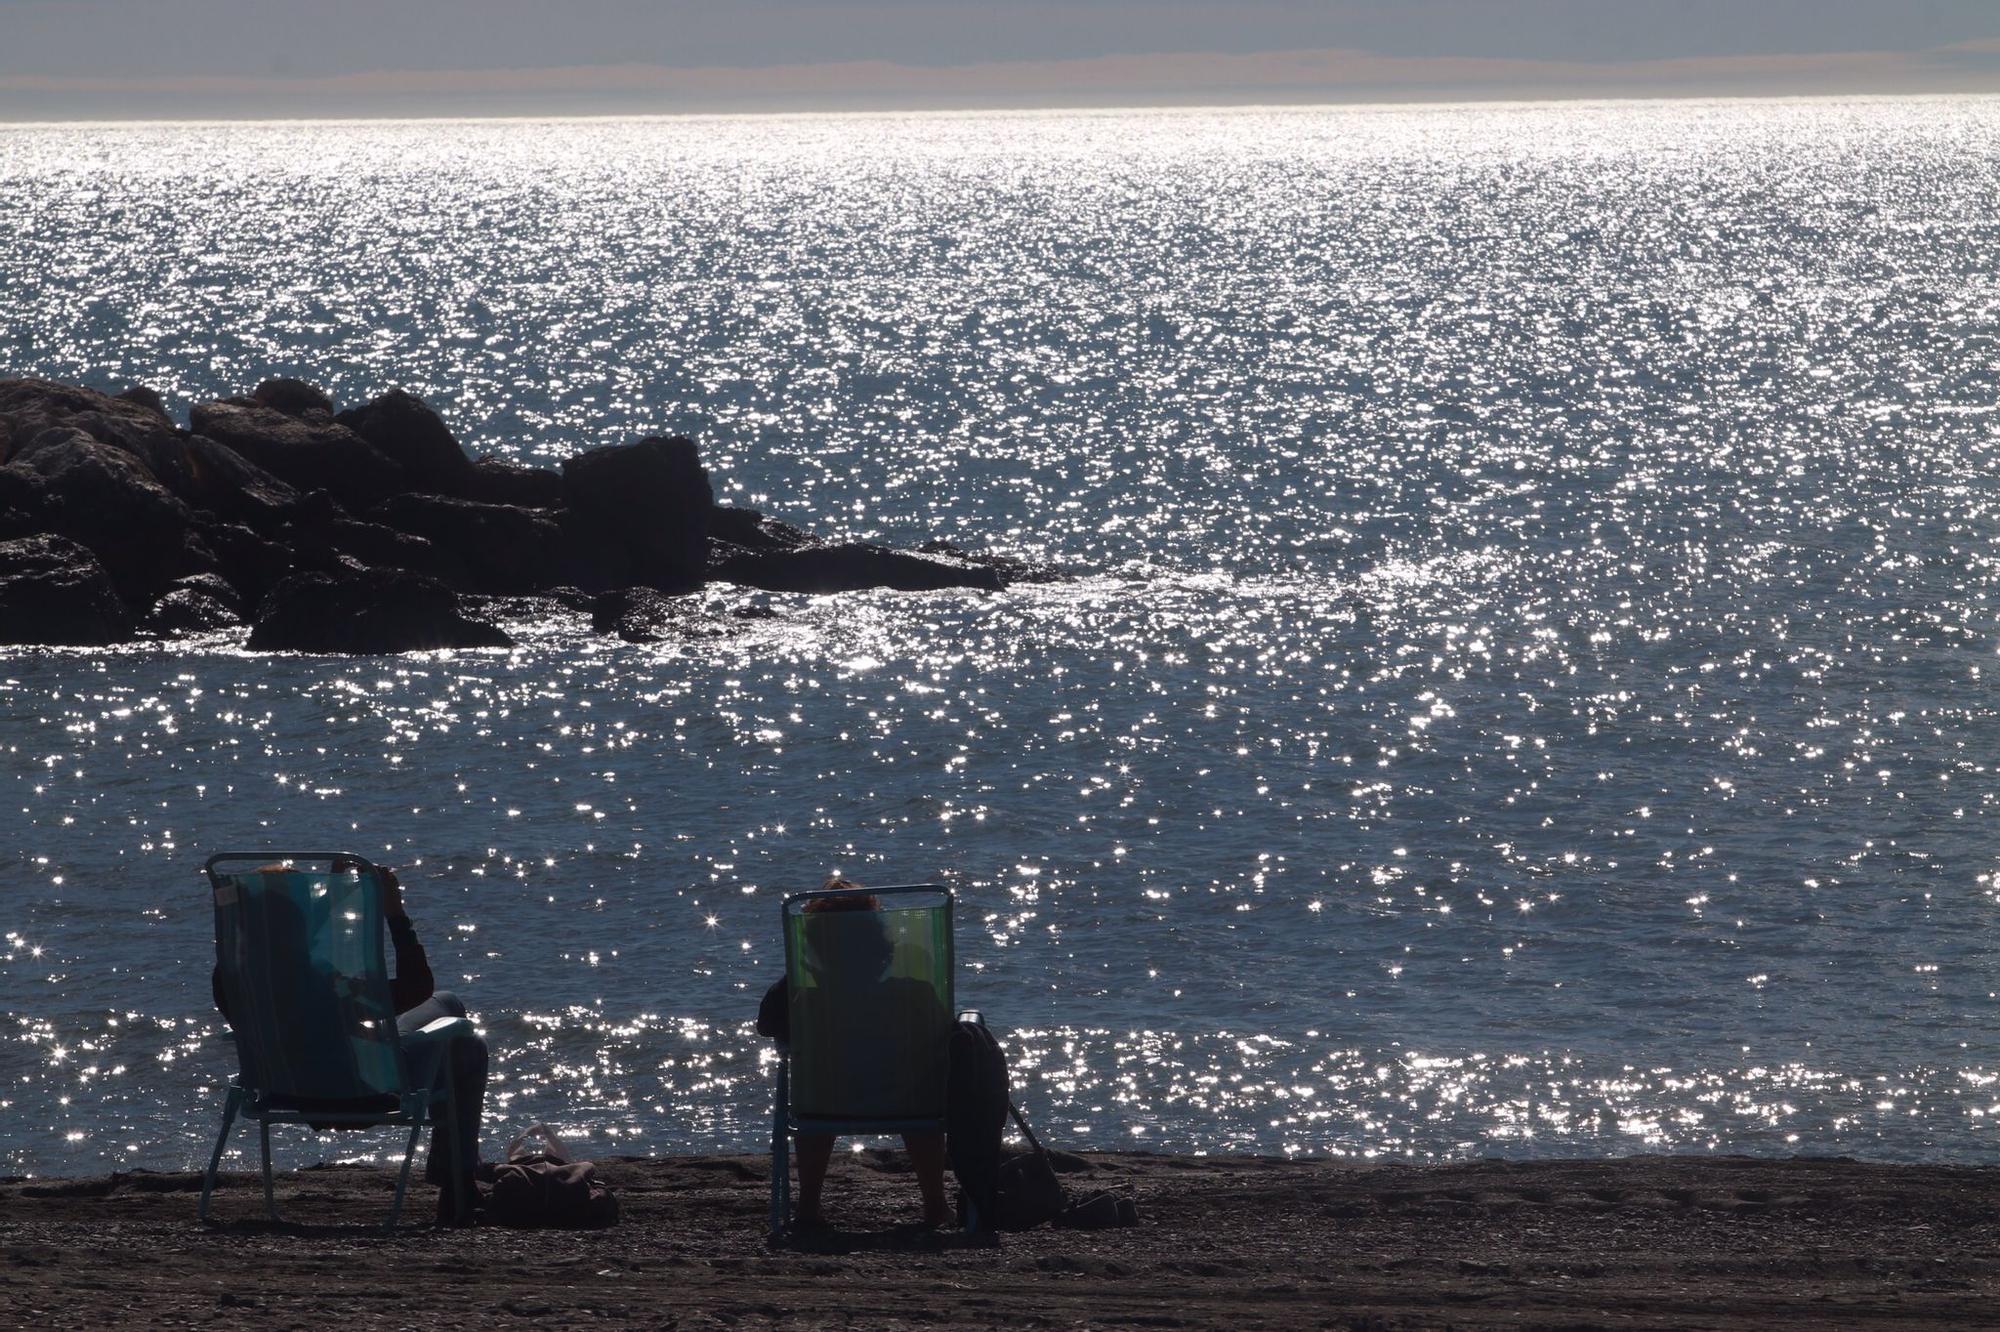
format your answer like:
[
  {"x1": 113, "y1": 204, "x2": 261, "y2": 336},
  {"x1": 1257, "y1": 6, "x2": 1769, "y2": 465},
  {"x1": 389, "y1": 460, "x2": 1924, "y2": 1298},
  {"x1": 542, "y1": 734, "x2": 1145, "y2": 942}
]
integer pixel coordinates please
[{"x1": 379, "y1": 867, "x2": 407, "y2": 920}]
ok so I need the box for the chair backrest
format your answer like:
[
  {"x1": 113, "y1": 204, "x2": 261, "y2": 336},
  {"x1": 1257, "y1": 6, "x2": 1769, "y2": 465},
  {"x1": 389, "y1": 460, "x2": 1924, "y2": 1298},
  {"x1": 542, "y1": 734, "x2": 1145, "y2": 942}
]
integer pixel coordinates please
[
  {"x1": 207, "y1": 853, "x2": 406, "y2": 1104},
  {"x1": 782, "y1": 884, "x2": 954, "y2": 1121}
]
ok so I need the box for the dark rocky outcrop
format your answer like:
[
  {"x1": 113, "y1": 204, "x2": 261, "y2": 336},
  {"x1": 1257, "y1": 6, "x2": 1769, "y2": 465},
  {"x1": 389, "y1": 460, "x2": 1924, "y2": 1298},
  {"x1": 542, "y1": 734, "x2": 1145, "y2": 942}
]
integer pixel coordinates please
[
  {"x1": 247, "y1": 567, "x2": 512, "y2": 654},
  {"x1": 251, "y1": 377, "x2": 335, "y2": 419},
  {"x1": 370, "y1": 493, "x2": 562, "y2": 594},
  {"x1": 561, "y1": 436, "x2": 711, "y2": 592},
  {"x1": 465, "y1": 455, "x2": 563, "y2": 509},
  {"x1": 6, "y1": 428, "x2": 204, "y2": 602},
  {"x1": 0, "y1": 375, "x2": 1044, "y2": 650},
  {"x1": 337, "y1": 390, "x2": 475, "y2": 495},
  {"x1": 190, "y1": 400, "x2": 403, "y2": 512},
  {"x1": 116, "y1": 385, "x2": 171, "y2": 420},
  {"x1": 710, "y1": 541, "x2": 1002, "y2": 595},
  {"x1": 0, "y1": 534, "x2": 132, "y2": 645}
]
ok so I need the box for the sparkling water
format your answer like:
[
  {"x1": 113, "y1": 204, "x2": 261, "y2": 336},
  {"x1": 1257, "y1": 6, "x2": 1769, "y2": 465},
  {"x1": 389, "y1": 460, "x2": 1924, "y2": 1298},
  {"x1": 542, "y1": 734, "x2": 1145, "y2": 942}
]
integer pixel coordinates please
[{"x1": 6, "y1": 98, "x2": 2000, "y2": 1175}]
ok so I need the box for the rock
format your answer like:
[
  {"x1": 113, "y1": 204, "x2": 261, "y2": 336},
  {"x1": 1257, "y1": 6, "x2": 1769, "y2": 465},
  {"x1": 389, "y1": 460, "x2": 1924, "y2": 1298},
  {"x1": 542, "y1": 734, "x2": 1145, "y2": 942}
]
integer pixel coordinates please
[
  {"x1": 151, "y1": 434, "x2": 301, "y2": 531},
  {"x1": 369, "y1": 493, "x2": 562, "y2": 594},
  {"x1": 561, "y1": 436, "x2": 712, "y2": 593},
  {"x1": 465, "y1": 455, "x2": 563, "y2": 509},
  {"x1": 250, "y1": 377, "x2": 335, "y2": 419},
  {"x1": 709, "y1": 505, "x2": 813, "y2": 552},
  {"x1": 194, "y1": 520, "x2": 299, "y2": 609},
  {"x1": 589, "y1": 587, "x2": 735, "y2": 642},
  {"x1": 190, "y1": 399, "x2": 402, "y2": 512},
  {"x1": 0, "y1": 466, "x2": 49, "y2": 538},
  {"x1": 916, "y1": 539, "x2": 1063, "y2": 585},
  {"x1": 710, "y1": 541, "x2": 1003, "y2": 595},
  {"x1": 7, "y1": 427, "x2": 203, "y2": 602},
  {"x1": 247, "y1": 567, "x2": 512, "y2": 654},
  {"x1": 326, "y1": 518, "x2": 449, "y2": 579},
  {"x1": 0, "y1": 534, "x2": 133, "y2": 645},
  {"x1": 168, "y1": 571, "x2": 246, "y2": 618},
  {"x1": 116, "y1": 386, "x2": 170, "y2": 420},
  {"x1": 0, "y1": 378, "x2": 183, "y2": 470},
  {"x1": 146, "y1": 586, "x2": 241, "y2": 635},
  {"x1": 336, "y1": 390, "x2": 474, "y2": 495}
]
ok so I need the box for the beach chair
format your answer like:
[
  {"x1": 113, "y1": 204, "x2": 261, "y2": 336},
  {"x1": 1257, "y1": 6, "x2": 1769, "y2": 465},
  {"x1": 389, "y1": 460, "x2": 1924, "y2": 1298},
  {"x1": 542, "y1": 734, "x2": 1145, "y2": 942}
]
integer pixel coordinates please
[
  {"x1": 198, "y1": 852, "x2": 472, "y2": 1229},
  {"x1": 767, "y1": 882, "x2": 964, "y2": 1236}
]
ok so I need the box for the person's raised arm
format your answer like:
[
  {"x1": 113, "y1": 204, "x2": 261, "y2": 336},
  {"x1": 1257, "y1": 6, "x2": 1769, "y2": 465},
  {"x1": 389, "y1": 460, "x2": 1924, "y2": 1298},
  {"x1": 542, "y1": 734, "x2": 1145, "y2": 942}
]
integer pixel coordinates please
[{"x1": 378, "y1": 867, "x2": 437, "y2": 1013}]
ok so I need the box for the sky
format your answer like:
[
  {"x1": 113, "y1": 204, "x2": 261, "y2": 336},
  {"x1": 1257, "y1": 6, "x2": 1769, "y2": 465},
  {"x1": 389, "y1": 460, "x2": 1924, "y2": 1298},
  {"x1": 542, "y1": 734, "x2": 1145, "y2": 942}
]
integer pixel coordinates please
[{"x1": 2, "y1": 0, "x2": 1998, "y2": 119}]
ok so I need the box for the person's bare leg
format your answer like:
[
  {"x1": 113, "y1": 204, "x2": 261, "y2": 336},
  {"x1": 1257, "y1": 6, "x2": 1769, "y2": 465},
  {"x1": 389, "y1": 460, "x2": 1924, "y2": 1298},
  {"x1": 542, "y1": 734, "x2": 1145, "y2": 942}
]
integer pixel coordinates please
[
  {"x1": 795, "y1": 1133, "x2": 835, "y2": 1226},
  {"x1": 903, "y1": 1131, "x2": 950, "y2": 1227}
]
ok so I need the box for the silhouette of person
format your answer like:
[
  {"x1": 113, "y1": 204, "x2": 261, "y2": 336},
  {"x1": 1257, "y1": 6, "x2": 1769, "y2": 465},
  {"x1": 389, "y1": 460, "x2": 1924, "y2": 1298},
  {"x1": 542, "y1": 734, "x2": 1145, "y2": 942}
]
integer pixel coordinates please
[
  {"x1": 758, "y1": 877, "x2": 951, "y2": 1229},
  {"x1": 211, "y1": 858, "x2": 488, "y2": 1224}
]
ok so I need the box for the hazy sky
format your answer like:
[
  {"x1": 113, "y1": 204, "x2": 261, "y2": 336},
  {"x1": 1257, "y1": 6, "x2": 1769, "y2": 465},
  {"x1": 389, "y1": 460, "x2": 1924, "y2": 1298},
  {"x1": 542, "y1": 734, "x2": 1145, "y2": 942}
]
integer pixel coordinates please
[{"x1": 3, "y1": 0, "x2": 1999, "y2": 118}]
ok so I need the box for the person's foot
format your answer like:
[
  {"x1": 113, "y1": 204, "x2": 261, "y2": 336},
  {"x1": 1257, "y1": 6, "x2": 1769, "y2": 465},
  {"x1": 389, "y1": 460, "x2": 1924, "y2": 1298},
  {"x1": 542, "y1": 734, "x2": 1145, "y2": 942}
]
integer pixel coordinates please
[
  {"x1": 434, "y1": 1182, "x2": 479, "y2": 1227},
  {"x1": 791, "y1": 1208, "x2": 831, "y2": 1234}
]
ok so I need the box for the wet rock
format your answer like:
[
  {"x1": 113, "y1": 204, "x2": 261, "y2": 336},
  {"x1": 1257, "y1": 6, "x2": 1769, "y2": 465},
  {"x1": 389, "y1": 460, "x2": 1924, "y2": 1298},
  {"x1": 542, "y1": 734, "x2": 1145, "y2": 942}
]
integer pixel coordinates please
[
  {"x1": 0, "y1": 534, "x2": 132, "y2": 645},
  {"x1": 250, "y1": 377, "x2": 335, "y2": 419},
  {"x1": 7, "y1": 427, "x2": 203, "y2": 602},
  {"x1": 465, "y1": 455, "x2": 563, "y2": 509},
  {"x1": 151, "y1": 434, "x2": 301, "y2": 531},
  {"x1": 146, "y1": 586, "x2": 241, "y2": 635},
  {"x1": 190, "y1": 399, "x2": 402, "y2": 512},
  {"x1": 336, "y1": 389, "x2": 475, "y2": 495},
  {"x1": 589, "y1": 587, "x2": 735, "y2": 642},
  {"x1": 168, "y1": 571, "x2": 246, "y2": 619},
  {"x1": 561, "y1": 436, "x2": 712, "y2": 593},
  {"x1": 709, "y1": 505, "x2": 813, "y2": 552},
  {"x1": 917, "y1": 539, "x2": 1063, "y2": 585},
  {"x1": 370, "y1": 493, "x2": 562, "y2": 594},
  {"x1": 710, "y1": 541, "x2": 1002, "y2": 595},
  {"x1": 247, "y1": 566, "x2": 512, "y2": 654}
]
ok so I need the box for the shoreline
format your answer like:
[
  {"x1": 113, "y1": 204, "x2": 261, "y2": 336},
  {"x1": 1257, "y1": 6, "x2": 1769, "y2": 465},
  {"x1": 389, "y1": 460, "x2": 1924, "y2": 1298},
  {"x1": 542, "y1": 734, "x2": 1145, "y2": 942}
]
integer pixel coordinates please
[{"x1": 9, "y1": 1150, "x2": 2000, "y2": 1329}]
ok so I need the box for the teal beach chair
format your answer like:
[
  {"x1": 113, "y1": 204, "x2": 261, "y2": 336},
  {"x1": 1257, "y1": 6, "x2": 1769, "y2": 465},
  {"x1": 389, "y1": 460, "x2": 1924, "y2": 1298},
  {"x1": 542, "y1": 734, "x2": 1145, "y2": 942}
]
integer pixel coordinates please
[
  {"x1": 198, "y1": 852, "x2": 472, "y2": 1229},
  {"x1": 768, "y1": 883, "x2": 958, "y2": 1237}
]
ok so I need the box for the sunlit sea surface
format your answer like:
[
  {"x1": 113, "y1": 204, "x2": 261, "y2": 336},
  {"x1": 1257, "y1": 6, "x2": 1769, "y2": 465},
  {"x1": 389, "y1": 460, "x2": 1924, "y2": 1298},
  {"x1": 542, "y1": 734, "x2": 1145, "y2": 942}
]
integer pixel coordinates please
[{"x1": 6, "y1": 99, "x2": 2000, "y2": 1177}]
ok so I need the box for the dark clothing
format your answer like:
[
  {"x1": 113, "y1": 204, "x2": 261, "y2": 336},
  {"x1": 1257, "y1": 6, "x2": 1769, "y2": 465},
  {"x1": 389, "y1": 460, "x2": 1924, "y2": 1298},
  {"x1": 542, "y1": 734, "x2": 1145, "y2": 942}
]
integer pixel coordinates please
[
  {"x1": 757, "y1": 978, "x2": 789, "y2": 1043},
  {"x1": 400, "y1": 991, "x2": 487, "y2": 1188},
  {"x1": 211, "y1": 914, "x2": 433, "y2": 1025}
]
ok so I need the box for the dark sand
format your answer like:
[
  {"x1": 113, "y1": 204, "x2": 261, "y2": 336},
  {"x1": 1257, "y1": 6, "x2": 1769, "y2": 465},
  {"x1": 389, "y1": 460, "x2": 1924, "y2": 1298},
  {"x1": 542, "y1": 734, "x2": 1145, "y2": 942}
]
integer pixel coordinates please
[{"x1": 7, "y1": 1151, "x2": 2000, "y2": 1329}]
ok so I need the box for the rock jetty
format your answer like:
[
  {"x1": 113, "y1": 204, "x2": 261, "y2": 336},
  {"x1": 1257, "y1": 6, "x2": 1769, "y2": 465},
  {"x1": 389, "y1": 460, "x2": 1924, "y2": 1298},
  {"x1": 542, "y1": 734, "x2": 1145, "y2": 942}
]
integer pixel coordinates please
[{"x1": 0, "y1": 376, "x2": 1053, "y2": 653}]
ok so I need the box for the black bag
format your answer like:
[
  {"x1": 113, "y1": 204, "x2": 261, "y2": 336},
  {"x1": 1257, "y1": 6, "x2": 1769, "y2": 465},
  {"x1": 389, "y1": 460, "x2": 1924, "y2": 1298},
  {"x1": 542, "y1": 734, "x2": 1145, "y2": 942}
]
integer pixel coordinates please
[
  {"x1": 994, "y1": 1103, "x2": 1066, "y2": 1231},
  {"x1": 946, "y1": 1017, "x2": 1009, "y2": 1229}
]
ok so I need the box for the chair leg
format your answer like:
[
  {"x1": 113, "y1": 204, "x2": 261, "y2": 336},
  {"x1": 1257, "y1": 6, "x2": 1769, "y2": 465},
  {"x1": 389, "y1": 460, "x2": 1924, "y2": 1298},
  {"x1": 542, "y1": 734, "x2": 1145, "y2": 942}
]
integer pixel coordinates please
[
  {"x1": 388, "y1": 1111, "x2": 425, "y2": 1232},
  {"x1": 769, "y1": 1060, "x2": 789, "y2": 1238},
  {"x1": 198, "y1": 1088, "x2": 242, "y2": 1223},
  {"x1": 259, "y1": 1119, "x2": 280, "y2": 1222}
]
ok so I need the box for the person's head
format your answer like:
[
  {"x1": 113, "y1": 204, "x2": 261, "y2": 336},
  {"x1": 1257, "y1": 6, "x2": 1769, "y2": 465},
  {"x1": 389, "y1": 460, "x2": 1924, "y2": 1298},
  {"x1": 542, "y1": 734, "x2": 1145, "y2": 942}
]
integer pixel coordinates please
[{"x1": 801, "y1": 877, "x2": 892, "y2": 980}]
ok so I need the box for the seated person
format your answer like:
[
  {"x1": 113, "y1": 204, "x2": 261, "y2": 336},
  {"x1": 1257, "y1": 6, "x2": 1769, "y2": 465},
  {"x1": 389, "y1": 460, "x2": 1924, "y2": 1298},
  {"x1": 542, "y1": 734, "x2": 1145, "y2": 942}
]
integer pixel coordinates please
[
  {"x1": 758, "y1": 876, "x2": 950, "y2": 1229},
  {"x1": 210, "y1": 859, "x2": 488, "y2": 1224}
]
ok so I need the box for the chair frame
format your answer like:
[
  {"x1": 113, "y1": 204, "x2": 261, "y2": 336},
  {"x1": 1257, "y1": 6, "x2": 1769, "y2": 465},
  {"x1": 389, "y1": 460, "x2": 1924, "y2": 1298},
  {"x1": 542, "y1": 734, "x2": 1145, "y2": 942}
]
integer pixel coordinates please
[
  {"x1": 198, "y1": 851, "x2": 470, "y2": 1230},
  {"x1": 767, "y1": 883, "x2": 960, "y2": 1237}
]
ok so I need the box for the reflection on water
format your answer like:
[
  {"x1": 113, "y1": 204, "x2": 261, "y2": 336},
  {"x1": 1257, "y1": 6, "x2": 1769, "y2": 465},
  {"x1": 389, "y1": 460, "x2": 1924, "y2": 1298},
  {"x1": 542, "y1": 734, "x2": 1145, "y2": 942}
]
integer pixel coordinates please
[{"x1": 7, "y1": 98, "x2": 2000, "y2": 1172}]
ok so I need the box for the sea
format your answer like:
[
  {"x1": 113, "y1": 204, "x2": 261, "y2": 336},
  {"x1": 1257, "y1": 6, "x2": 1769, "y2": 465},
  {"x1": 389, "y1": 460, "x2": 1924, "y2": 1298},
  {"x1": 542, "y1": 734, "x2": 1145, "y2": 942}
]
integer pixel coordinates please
[{"x1": 4, "y1": 97, "x2": 2000, "y2": 1178}]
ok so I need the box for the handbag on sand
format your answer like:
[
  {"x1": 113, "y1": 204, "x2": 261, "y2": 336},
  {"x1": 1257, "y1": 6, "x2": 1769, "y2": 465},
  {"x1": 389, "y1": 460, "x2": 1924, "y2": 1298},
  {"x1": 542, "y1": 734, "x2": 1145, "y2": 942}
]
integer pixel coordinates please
[{"x1": 993, "y1": 1103, "x2": 1067, "y2": 1231}]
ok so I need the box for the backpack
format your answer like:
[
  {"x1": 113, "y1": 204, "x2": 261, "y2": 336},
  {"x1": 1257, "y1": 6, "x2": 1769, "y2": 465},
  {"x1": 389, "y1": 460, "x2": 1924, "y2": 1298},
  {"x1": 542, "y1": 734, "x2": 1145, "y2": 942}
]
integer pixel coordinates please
[
  {"x1": 945, "y1": 1016, "x2": 1009, "y2": 1230},
  {"x1": 993, "y1": 1103, "x2": 1067, "y2": 1232}
]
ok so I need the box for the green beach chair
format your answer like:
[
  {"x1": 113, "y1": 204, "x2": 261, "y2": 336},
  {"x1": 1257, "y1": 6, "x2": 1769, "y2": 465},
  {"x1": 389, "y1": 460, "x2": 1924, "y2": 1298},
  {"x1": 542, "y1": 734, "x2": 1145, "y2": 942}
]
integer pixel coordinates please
[
  {"x1": 768, "y1": 883, "x2": 957, "y2": 1236},
  {"x1": 198, "y1": 852, "x2": 472, "y2": 1229}
]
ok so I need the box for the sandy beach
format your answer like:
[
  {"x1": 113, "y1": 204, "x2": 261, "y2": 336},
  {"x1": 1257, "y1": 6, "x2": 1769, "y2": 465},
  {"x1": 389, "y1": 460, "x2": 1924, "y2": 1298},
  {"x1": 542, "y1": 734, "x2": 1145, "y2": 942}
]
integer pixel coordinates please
[{"x1": 8, "y1": 1150, "x2": 2000, "y2": 1329}]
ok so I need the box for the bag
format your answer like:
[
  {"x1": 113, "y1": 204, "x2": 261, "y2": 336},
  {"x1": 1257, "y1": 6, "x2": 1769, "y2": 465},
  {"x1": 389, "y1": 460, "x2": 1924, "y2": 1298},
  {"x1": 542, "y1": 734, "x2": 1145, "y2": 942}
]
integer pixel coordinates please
[
  {"x1": 487, "y1": 1124, "x2": 620, "y2": 1229},
  {"x1": 946, "y1": 1016, "x2": 1009, "y2": 1229},
  {"x1": 993, "y1": 1103, "x2": 1066, "y2": 1231}
]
